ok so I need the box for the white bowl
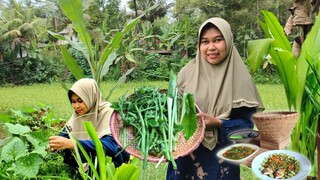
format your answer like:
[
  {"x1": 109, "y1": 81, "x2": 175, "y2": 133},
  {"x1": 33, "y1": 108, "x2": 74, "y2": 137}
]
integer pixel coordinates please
[
  {"x1": 217, "y1": 143, "x2": 259, "y2": 164},
  {"x1": 251, "y1": 150, "x2": 311, "y2": 180}
]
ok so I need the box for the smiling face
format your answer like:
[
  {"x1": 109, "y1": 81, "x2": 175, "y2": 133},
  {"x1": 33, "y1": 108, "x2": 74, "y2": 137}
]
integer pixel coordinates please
[
  {"x1": 199, "y1": 25, "x2": 227, "y2": 65},
  {"x1": 71, "y1": 93, "x2": 89, "y2": 115}
]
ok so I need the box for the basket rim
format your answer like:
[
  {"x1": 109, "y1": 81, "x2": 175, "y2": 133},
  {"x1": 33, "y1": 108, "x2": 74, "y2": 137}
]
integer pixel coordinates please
[{"x1": 253, "y1": 111, "x2": 298, "y2": 118}]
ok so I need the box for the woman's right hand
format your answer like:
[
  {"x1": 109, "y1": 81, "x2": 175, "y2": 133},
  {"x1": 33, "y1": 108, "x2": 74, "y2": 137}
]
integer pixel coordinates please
[
  {"x1": 197, "y1": 112, "x2": 222, "y2": 129},
  {"x1": 48, "y1": 136, "x2": 74, "y2": 151}
]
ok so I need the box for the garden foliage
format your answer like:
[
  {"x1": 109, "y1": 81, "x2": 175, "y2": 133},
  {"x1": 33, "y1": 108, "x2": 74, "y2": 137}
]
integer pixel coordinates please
[{"x1": 248, "y1": 10, "x2": 320, "y2": 168}]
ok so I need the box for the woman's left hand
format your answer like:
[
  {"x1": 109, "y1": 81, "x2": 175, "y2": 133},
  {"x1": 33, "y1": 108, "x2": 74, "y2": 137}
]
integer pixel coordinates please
[
  {"x1": 48, "y1": 136, "x2": 74, "y2": 151},
  {"x1": 197, "y1": 112, "x2": 221, "y2": 129}
]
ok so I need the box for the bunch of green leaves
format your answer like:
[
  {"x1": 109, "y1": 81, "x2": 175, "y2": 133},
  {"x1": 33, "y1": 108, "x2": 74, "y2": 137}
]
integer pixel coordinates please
[
  {"x1": 247, "y1": 10, "x2": 320, "y2": 167},
  {"x1": 0, "y1": 123, "x2": 49, "y2": 178},
  {"x1": 0, "y1": 104, "x2": 70, "y2": 179},
  {"x1": 0, "y1": 103, "x2": 62, "y2": 132},
  {"x1": 111, "y1": 71, "x2": 197, "y2": 170}
]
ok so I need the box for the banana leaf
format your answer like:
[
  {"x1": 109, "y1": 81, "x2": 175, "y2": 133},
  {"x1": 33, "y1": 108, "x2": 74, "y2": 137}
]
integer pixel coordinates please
[{"x1": 58, "y1": 0, "x2": 93, "y2": 61}]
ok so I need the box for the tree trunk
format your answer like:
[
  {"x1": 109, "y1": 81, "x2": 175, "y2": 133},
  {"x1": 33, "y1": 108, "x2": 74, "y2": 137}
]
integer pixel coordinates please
[{"x1": 133, "y1": 0, "x2": 138, "y2": 17}]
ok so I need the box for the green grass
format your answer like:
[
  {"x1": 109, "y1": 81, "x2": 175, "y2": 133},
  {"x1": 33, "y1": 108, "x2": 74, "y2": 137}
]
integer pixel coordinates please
[
  {"x1": 0, "y1": 81, "x2": 170, "y2": 119},
  {"x1": 0, "y1": 81, "x2": 288, "y2": 180},
  {"x1": 0, "y1": 82, "x2": 288, "y2": 119}
]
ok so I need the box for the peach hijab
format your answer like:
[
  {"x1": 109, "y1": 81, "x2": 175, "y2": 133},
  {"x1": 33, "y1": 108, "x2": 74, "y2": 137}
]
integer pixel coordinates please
[
  {"x1": 177, "y1": 18, "x2": 264, "y2": 150},
  {"x1": 66, "y1": 78, "x2": 114, "y2": 140}
]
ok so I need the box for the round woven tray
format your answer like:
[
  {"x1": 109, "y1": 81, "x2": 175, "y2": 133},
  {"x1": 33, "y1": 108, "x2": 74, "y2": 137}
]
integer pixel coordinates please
[
  {"x1": 252, "y1": 111, "x2": 298, "y2": 144},
  {"x1": 110, "y1": 106, "x2": 205, "y2": 163}
]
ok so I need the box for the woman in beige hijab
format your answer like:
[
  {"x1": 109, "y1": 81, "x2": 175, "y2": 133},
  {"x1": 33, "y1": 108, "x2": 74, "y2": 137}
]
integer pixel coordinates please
[
  {"x1": 166, "y1": 18, "x2": 264, "y2": 179},
  {"x1": 49, "y1": 78, "x2": 129, "y2": 169}
]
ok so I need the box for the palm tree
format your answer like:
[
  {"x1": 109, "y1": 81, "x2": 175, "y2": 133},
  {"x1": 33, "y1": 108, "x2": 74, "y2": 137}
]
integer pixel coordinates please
[
  {"x1": 0, "y1": 18, "x2": 39, "y2": 59},
  {"x1": 128, "y1": 0, "x2": 173, "y2": 22}
]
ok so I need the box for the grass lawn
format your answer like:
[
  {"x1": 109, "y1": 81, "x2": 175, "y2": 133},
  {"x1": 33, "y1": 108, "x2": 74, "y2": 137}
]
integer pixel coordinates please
[
  {"x1": 0, "y1": 82, "x2": 288, "y2": 119},
  {"x1": 0, "y1": 81, "x2": 289, "y2": 179}
]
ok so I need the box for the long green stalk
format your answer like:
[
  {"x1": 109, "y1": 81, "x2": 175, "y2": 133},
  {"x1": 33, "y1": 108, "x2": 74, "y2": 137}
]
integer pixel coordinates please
[{"x1": 135, "y1": 102, "x2": 148, "y2": 169}]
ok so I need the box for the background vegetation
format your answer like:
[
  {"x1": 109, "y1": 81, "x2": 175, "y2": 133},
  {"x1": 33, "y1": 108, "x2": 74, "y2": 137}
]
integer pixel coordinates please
[
  {"x1": 0, "y1": 0, "x2": 291, "y2": 86},
  {"x1": 0, "y1": 0, "x2": 318, "y2": 179}
]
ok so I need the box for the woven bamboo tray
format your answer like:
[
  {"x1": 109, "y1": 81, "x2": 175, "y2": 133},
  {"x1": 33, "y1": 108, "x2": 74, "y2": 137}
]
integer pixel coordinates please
[
  {"x1": 252, "y1": 111, "x2": 298, "y2": 149},
  {"x1": 110, "y1": 106, "x2": 205, "y2": 163}
]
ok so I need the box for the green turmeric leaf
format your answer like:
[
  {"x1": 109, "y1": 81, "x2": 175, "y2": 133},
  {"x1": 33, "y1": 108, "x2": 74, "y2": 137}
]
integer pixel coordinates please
[{"x1": 180, "y1": 93, "x2": 197, "y2": 140}]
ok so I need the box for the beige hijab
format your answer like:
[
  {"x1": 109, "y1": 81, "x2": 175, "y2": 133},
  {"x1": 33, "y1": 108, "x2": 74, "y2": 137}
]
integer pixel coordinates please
[
  {"x1": 66, "y1": 78, "x2": 114, "y2": 140},
  {"x1": 177, "y1": 18, "x2": 264, "y2": 150}
]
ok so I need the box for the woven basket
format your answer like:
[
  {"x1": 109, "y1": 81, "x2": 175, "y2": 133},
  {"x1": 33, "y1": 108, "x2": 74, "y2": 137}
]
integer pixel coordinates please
[
  {"x1": 110, "y1": 106, "x2": 205, "y2": 163},
  {"x1": 253, "y1": 111, "x2": 298, "y2": 149}
]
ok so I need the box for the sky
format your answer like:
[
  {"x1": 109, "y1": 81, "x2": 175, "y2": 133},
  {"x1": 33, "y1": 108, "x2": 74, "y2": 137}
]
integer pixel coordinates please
[{"x1": 120, "y1": 0, "x2": 130, "y2": 11}]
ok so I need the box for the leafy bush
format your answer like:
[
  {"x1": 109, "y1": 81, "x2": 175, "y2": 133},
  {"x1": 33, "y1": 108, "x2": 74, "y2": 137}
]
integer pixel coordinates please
[
  {"x1": 129, "y1": 52, "x2": 188, "y2": 81},
  {"x1": 67, "y1": 47, "x2": 92, "y2": 80},
  {"x1": 0, "y1": 105, "x2": 71, "y2": 179},
  {"x1": 0, "y1": 54, "x2": 60, "y2": 85}
]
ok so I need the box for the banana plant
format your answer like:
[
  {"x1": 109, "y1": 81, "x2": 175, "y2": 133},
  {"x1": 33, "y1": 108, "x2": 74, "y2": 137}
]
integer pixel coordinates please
[
  {"x1": 48, "y1": 0, "x2": 141, "y2": 89},
  {"x1": 247, "y1": 10, "x2": 320, "y2": 167}
]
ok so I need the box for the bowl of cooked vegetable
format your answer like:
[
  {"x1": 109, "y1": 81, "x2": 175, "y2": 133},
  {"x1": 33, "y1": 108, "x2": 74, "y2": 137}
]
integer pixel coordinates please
[
  {"x1": 110, "y1": 84, "x2": 205, "y2": 169},
  {"x1": 216, "y1": 143, "x2": 260, "y2": 164},
  {"x1": 251, "y1": 150, "x2": 311, "y2": 180}
]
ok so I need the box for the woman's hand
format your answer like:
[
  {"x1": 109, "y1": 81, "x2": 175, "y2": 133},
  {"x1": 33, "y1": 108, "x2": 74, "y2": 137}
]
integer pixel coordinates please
[
  {"x1": 48, "y1": 136, "x2": 74, "y2": 151},
  {"x1": 197, "y1": 112, "x2": 222, "y2": 129}
]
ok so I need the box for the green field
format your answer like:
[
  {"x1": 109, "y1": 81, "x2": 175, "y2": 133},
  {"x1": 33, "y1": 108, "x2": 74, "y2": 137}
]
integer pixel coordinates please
[
  {"x1": 0, "y1": 81, "x2": 288, "y2": 179},
  {"x1": 0, "y1": 82, "x2": 288, "y2": 119}
]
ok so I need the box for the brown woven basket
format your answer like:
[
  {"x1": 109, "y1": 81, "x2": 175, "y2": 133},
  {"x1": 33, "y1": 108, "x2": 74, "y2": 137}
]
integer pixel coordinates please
[
  {"x1": 252, "y1": 111, "x2": 298, "y2": 149},
  {"x1": 110, "y1": 106, "x2": 205, "y2": 163}
]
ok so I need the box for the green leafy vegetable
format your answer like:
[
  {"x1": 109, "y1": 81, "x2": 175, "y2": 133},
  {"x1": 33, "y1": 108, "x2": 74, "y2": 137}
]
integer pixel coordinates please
[
  {"x1": 111, "y1": 72, "x2": 198, "y2": 170},
  {"x1": 180, "y1": 93, "x2": 197, "y2": 140}
]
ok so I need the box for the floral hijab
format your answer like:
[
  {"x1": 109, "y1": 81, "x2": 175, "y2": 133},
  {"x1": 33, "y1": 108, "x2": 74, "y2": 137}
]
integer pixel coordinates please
[
  {"x1": 66, "y1": 78, "x2": 114, "y2": 140},
  {"x1": 177, "y1": 18, "x2": 264, "y2": 150}
]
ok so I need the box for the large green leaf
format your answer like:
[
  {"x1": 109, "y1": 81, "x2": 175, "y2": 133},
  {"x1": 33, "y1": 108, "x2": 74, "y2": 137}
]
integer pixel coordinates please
[
  {"x1": 25, "y1": 131, "x2": 50, "y2": 157},
  {"x1": 83, "y1": 121, "x2": 106, "y2": 180},
  {"x1": 58, "y1": 0, "x2": 93, "y2": 60},
  {"x1": 251, "y1": 10, "x2": 297, "y2": 109},
  {"x1": 180, "y1": 93, "x2": 197, "y2": 140},
  {"x1": 260, "y1": 10, "x2": 291, "y2": 51},
  {"x1": 273, "y1": 49, "x2": 298, "y2": 108},
  {"x1": 114, "y1": 163, "x2": 140, "y2": 180},
  {"x1": 61, "y1": 46, "x2": 85, "y2": 80},
  {"x1": 247, "y1": 38, "x2": 273, "y2": 72},
  {"x1": 5, "y1": 123, "x2": 30, "y2": 135},
  {"x1": 48, "y1": 30, "x2": 90, "y2": 60},
  {"x1": 74, "y1": 138, "x2": 99, "y2": 179},
  {"x1": 1, "y1": 137, "x2": 27, "y2": 163},
  {"x1": 167, "y1": 71, "x2": 177, "y2": 98},
  {"x1": 105, "y1": 156, "x2": 116, "y2": 179},
  {"x1": 14, "y1": 153, "x2": 43, "y2": 178},
  {"x1": 100, "y1": 52, "x2": 117, "y2": 81}
]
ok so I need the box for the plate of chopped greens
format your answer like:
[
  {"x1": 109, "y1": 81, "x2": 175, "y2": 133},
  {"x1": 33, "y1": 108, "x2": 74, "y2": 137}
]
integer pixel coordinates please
[
  {"x1": 251, "y1": 150, "x2": 311, "y2": 180},
  {"x1": 217, "y1": 143, "x2": 259, "y2": 164}
]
